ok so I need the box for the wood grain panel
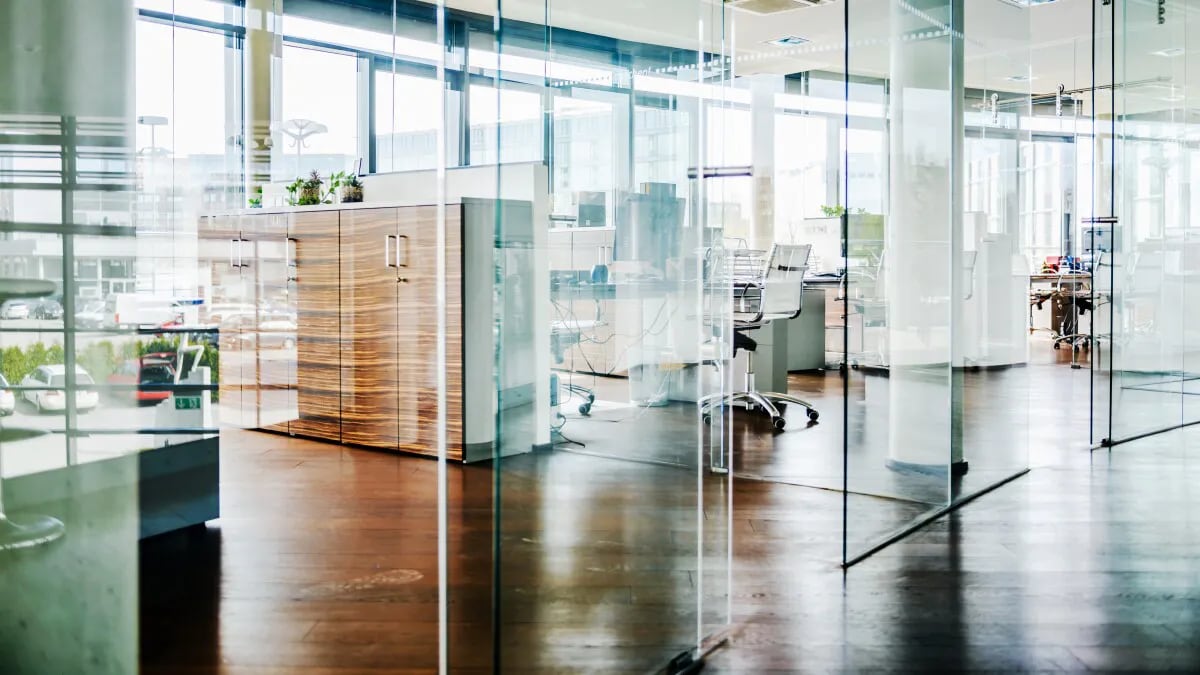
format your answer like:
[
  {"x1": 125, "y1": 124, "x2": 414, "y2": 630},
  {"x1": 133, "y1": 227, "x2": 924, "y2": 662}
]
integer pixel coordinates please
[
  {"x1": 239, "y1": 204, "x2": 467, "y2": 460},
  {"x1": 293, "y1": 210, "x2": 343, "y2": 443},
  {"x1": 339, "y1": 208, "x2": 401, "y2": 450},
  {"x1": 396, "y1": 205, "x2": 463, "y2": 460}
]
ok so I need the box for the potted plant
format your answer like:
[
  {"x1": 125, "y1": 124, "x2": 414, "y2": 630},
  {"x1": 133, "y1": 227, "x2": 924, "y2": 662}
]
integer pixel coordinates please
[
  {"x1": 331, "y1": 171, "x2": 364, "y2": 203},
  {"x1": 298, "y1": 170, "x2": 324, "y2": 206},
  {"x1": 285, "y1": 177, "x2": 303, "y2": 206}
]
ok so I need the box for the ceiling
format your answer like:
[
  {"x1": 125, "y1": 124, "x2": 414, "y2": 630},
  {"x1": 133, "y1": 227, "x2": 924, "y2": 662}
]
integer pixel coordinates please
[{"x1": 441, "y1": 0, "x2": 1196, "y2": 116}]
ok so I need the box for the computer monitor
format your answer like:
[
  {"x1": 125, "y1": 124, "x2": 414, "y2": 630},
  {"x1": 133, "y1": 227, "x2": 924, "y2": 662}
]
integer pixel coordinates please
[
  {"x1": 576, "y1": 191, "x2": 606, "y2": 228},
  {"x1": 613, "y1": 187, "x2": 682, "y2": 271}
]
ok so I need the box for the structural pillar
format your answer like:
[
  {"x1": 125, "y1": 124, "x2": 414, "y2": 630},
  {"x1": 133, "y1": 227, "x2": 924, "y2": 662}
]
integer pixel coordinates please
[
  {"x1": 245, "y1": 0, "x2": 281, "y2": 197},
  {"x1": 749, "y1": 74, "x2": 784, "y2": 251},
  {"x1": 885, "y1": 0, "x2": 966, "y2": 473}
]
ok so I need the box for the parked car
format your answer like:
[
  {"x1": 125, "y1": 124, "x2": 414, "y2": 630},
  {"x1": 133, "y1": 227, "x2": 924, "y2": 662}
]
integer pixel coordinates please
[
  {"x1": 20, "y1": 364, "x2": 100, "y2": 413},
  {"x1": 0, "y1": 374, "x2": 14, "y2": 416},
  {"x1": 107, "y1": 353, "x2": 176, "y2": 404},
  {"x1": 257, "y1": 319, "x2": 298, "y2": 349},
  {"x1": 75, "y1": 299, "x2": 112, "y2": 329},
  {"x1": 222, "y1": 317, "x2": 297, "y2": 350},
  {"x1": 30, "y1": 298, "x2": 63, "y2": 320},
  {"x1": 0, "y1": 300, "x2": 30, "y2": 320}
]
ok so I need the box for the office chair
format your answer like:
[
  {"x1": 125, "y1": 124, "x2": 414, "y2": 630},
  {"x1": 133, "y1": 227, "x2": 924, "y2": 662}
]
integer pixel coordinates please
[
  {"x1": 700, "y1": 244, "x2": 819, "y2": 431},
  {"x1": 550, "y1": 316, "x2": 598, "y2": 415}
]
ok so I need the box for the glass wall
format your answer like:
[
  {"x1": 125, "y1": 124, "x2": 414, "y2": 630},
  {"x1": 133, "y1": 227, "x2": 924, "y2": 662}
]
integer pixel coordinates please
[
  {"x1": 1104, "y1": 0, "x2": 1200, "y2": 444},
  {"x1": 1, "y1": 0, "x2": 142, "y2": 670},
  {"x1": 839, "y1": 0, "x2": 1033, "y2": 563},
  {"x1": 489, "y1": 0, "x2": 734, "y2": 670}
]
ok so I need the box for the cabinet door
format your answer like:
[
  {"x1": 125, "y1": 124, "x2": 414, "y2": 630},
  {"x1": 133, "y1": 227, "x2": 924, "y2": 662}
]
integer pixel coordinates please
[
  {"x1": 290, "y1": 210, "x2": 343, "y2": 442},
  {"x1": 339, "y1": 208, "x2": 401, "y2": 450},
  {"x1": 396, "y1": 204, "x2": 463, "y2": 459},
  {"x1": 247, "y1": 213, "x2": 294, "y2": 432},
  {"x1": 199, "y1": 213, "x2": 251, "y2": 428}
]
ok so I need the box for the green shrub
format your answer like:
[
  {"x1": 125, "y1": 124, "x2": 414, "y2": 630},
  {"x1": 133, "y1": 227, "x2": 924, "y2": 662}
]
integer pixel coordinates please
[{"x1": 0, "y1": 337, "x2": 220, "y2": 401}]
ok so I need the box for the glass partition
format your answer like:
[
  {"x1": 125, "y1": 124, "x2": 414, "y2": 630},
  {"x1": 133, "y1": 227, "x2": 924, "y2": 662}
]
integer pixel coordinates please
[
  {"x1": 1106, "y1": 0, "x2": 1200, "y2": 443},
  {"x1": 842, "y1": 0, "x2": 956, "y2": 561},
  {"x1": 956, "y1": 0, "x2": 1032, "y2": 500},
  {"x1": 1, "y1": 0, "x2": 141, "y2": 670},
  {"x1": 490, "y1": 0, "x2": 732, "y2": 670}
]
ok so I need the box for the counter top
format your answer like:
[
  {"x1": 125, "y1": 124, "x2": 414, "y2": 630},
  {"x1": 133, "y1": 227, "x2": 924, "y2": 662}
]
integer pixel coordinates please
[{"x1": 206, "y1": 199, "x2": 462, "y2": 217}]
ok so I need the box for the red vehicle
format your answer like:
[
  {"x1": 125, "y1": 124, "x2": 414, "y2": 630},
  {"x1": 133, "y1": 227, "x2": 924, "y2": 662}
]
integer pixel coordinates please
[{"x1": 107, "y1": 352, "x2": 176, "y2": 404}]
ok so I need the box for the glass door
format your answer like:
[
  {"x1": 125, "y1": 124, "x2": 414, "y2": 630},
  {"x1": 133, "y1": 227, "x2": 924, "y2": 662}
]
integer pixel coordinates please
[
  {"x1": 1104, "y1": 0, "x2": 1199, "y2": 444},
  {"x1": 841, "y1": 0, "x2": 1034, "y2": 562},
  {"x1": 488, "y1": 0, "x2": 732, "y2": 670}
]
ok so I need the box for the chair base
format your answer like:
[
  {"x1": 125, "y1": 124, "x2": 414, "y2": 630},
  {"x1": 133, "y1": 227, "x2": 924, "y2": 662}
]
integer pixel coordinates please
[{"x1": 699, "y1": 390, "x2": 819, "y2": 431}]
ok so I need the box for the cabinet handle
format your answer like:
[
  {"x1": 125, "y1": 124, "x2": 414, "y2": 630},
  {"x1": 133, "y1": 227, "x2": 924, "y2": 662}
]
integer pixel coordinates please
[
  {"x1": 385, "y1": 235, "x2": 397, "y2": 268},
  {"x1": 238, "y1": 238, "x2": 250, "y2": 268},
  {"x1": 286, "y1": 237, "x2": 298, "y2": 280},
  {"x1": 229, "y1": 239, "x2": 237, "y2": 268},
  {"x1": 396, "y1": 234, "x2": 410, "y2": 269}
]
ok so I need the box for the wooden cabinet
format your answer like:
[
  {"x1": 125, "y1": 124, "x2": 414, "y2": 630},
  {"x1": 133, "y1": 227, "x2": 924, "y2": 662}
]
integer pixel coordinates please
[
  {"x1": 289, "y1": 210, "x2": 342, "y2": 441},
  {"x1": 339, "y1": 207, "x2": 401, "y2": 449},
  {"x1": 204, "y1": 204, "x2": 470, "y2": 461}
]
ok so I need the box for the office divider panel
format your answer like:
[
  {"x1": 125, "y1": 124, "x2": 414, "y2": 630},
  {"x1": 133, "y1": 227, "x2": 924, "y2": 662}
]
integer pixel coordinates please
[
  {"x1": 1105, "y1": 0, "x2": 1200, "y2": 444},
  {"x1": 490, "y1": 0, "x2": 733, "y2": 670}
]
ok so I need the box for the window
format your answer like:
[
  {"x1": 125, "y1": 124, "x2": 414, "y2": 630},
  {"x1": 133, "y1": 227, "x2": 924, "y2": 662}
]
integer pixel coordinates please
[
  {"x1": 374, "y1": 70, "x2": 459, "y2": 172},
  {"x1": 469, "y1": 84, "x2": 542, "y2": 166},
  {"x1": 279, "y1": 45, "x2": 361, "y2": 178}
]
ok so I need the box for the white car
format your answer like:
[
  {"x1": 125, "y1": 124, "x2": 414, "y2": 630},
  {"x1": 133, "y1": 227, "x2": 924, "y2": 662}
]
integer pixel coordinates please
[
  {"x1": 20, "y1": 364, "x2": 100, "y2": 413},
  {"x1": 0, "y1": 374, "x2": 14, "y2": 416},
  {"x1": 1, "y1": 300, "x2": 30, "y2": 320}
]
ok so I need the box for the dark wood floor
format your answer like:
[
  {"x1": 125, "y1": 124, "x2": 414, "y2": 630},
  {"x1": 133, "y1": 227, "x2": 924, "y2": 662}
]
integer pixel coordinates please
[
  {"x1": 708, "y1": 426, "x2": 1200, "y2": 673},
  {"x1": 141, "y1": 345, "x2": 1200, "y2": 673}
]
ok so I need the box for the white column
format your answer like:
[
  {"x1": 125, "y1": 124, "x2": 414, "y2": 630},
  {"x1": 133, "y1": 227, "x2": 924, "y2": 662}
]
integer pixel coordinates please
[
  {"x1": 244, "y1": 0, "x2": 281, "y2": 193},
  {"x1": 750, "y1": 75, "x2": 784, "y2": 251},
  {"x1": 885, "y1": 0, "x2": 965, "y2": 472}
]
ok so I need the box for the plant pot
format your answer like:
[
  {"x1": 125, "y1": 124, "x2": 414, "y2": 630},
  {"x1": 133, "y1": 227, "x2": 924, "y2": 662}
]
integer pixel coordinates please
[
  {"x1": 339, "y1": 185, "x2": 363, "y2": 203},
  {"x1": 298, "y1": 186, "x2": 322, "y2": 206}
]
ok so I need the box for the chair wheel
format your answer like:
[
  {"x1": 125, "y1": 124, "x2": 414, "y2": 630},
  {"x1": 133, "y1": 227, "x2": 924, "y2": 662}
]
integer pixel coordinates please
[
  {"x1": 578, "y1": 403, "x2": 591, "y2": 415},
  {"x1": 772, "y1": 416, "x2": 786, "y2": 431},
  {"x1": 807, "y1": 409, "x2": 819, "y2": 422}
]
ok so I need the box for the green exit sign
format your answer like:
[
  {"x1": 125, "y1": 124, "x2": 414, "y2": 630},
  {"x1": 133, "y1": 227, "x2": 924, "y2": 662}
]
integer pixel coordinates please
[{"x1": 175, "y1": 396, "x2": 202, "y2": 410}]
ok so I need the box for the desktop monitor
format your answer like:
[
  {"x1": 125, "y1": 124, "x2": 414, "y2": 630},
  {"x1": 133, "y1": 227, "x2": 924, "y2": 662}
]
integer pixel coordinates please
[
  {"x1": 576, "y1": 191, "x2": 606, "y2": 228},
  {"x1": 613, "y1": 188, "x2": 682, "y2": 272}
]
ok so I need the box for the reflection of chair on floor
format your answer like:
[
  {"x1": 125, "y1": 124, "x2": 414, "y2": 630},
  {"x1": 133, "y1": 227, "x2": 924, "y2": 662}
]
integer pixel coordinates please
[
  {"x1": 700, "y1": 244, "x2": 819, "y2": 431},
  {"x1": 550, "y1": 318, "x2": 597, "y2": 415}
]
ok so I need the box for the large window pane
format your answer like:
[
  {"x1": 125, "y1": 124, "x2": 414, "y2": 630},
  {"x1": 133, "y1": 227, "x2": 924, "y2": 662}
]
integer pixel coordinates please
[{"x1": 279, "y1": 45, "x2": 360, "y2": 179}]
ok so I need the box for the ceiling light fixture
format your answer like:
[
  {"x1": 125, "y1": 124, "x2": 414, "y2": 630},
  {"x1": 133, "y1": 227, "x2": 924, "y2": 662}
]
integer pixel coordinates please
[{"x1": 765, "y1": 35, "x2": 811, "y2": 47}]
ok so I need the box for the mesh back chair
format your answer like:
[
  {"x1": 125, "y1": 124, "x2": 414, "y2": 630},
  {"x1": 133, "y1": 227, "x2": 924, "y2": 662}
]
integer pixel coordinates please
[{"x1": 701, "y1": 243, "x2": 819, "y2": 431}]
